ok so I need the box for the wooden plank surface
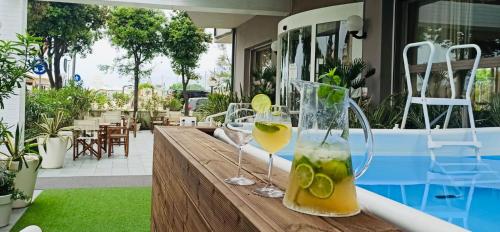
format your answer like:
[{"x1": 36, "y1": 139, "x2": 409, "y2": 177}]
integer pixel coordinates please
[{"x1": 151, "y1": 127, "x2": 401, "y2": 232}]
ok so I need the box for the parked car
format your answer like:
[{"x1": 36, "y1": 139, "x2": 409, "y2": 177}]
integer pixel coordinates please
[{"x1": 187, "y1": 97, "x2": 208, "y2": 112}]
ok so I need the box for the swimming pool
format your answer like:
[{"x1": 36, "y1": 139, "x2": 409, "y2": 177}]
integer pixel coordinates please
[
  {"x1": 215, "y1": 127, "x2": 500, "y2": 231},
  {"x1": 279, "y1": 154, "x2": 500, "y2": 232}
]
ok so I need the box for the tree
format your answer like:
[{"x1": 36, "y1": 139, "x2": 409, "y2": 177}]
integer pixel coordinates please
[
  {"x1": 0, "y1": 34, "x2": 40, "y2": 109},
  {"x1": 27, "y1": 1, "x2": 107, "y2": 89},
  {"x1": 106, "y1": 7, "x2": 166, "y2": 118},
  {"x1": 162, "y1": 11, "x2": 211, "y2": 115},
  {"x1": 169, "y1": 83, "x2": 205, "y2": 91},
  {"x1": 111, "y1": 92, "x2": 130, "y2": 109},
  {"x1": 208, "y1": 44, "x2": 231, "y2": 92}
]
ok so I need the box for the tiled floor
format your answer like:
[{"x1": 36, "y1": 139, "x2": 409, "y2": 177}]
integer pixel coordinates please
[{"x1": 38, "y1": 131, "x2": 153, "y2": 178}]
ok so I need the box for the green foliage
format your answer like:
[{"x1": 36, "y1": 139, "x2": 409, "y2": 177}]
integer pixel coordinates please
[
  {"x1": 488, "y1": 94, "x2": 500, "y2": 127},
  {"x1": 162, "y1": 11, "x2": 212, "y2": 115},
  {"x1": 144, "y1": 93, "x2": 163, "y2": 116},
  {"x1": 198, "y1": 93, "x2": 248, "y2": 123},
  {"x1": 25, "y1": 83, "x2": 93, "y2": 138},
  {"x1": 38, "y1": 111, "x2": 72, "y2": 139},
  {"x1": 169, "y1": 83, "x2": 205, "y2": 91},
  {"x1": 0, "y1": 34, "x2": 41, "y2": 108},
  {"x1": 319, "y1": 58, "x2": 375, "y2": 91},
  {"x1": 93, "y1": 92, "x2": 109, "y2": 110},
  {"x1": 163, "y1": 96, "x2": 182, "y2": 111},
  {"x1": 349, "y1": 93, "x2": 498, "y2": 129},
  {"x1": 106, "y1": 7, "x2": 166, "y2": 116},
  {"x1": 111, "y1": 92, "x2": 130, "y2": 109},
  {"x1": 251, "y1": 66, "x2": 276, "y2": 101},
  {"x1": 28, "y1": 1, "x2": 107, "y2": 88},
  {"x1": 0, "y1": 125, "x2": 40, "y2": 171},
  {"x1": 0, "y1": 166, "x2": 26, "y2": 200}
]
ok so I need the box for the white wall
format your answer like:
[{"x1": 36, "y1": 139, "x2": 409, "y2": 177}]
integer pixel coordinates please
[{"x1": 0, "y1": 0, "x2": 28, "y2": 132}]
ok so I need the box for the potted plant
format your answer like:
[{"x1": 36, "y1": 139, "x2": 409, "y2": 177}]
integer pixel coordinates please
[
  {"x1": 0, "y1": 124, "x2": 40, "y2": 208},
  {"x1": 38, "y1": 111, "x2": 72, "y2": 169},
  {"x1": 0, "y1": 165, "x2": 26, "y2": 227}
]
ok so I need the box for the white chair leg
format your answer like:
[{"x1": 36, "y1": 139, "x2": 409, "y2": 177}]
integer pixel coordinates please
[{"x1": 443, "y1": 105, "x2": 453, "y2": 129}]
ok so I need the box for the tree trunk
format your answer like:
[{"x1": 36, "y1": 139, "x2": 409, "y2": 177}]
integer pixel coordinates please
[
  {"x1": 42, "y1": 38, "x2": 55, "y2": 88},
  {"x1": 53, "y1": 39, "x2": 65, "y2": 89},
  {"x1": 53, "y1": 51, "x2": 63, "y2": 89},
  {"x1": 133, "y1": 65, "x2": 140, "y2": 119},
  {"x1": 181, "y1": 67, "x2": 190, "y2": 116}
]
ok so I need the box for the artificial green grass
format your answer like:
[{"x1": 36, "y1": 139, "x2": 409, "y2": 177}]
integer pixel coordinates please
[{"x1": 11, "y1": 187, "x2": 151, "y2": 232}]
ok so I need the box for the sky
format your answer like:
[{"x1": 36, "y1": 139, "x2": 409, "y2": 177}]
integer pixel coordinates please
[{"x1": 74, "y1": 29, "x2": 231, "y2": 91}]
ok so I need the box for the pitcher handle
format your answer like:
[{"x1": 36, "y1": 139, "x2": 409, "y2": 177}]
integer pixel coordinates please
[{"x1": 348, "y1": 98, "x2": 374, "y2": 179}]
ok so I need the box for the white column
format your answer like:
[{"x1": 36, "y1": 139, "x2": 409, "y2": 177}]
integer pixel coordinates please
[{"x1": 0, "y1": 0, "x2": 28, "y2": 133}]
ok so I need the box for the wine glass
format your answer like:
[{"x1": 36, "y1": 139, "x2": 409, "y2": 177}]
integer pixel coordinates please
[
  {"x1": 252, "y1": 105, "x2": 292, "y2": 198},
  {"x1": 222, "y1": 103, "x2": 256, "y2": 186}
]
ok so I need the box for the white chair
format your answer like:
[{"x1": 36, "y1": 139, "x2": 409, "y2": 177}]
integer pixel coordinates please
[
  {"x1": 20, "y1": 225, "x2": 42, "y2": 232},
  {"x1": 401, "y1": 42, "x2": 482, "y2": 161},
  {"x1": 179, "y1": 116, "x2": 197, "y2": 127}
]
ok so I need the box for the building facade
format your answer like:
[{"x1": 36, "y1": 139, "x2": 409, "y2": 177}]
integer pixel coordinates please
[
  {"x1": 190, "y1": 0, "x2": 500, "y2": 107},
  {"x1": 2, "y1": 0, "x2": 500, "y2": 128}
]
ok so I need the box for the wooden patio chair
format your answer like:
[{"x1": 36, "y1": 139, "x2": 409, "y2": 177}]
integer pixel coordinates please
[
  {"x1": 126, "y1": 115, "x2": 140, "y2": 138},
  {"x1": 73, "y1": 119, "x2": 102, "y2": 160},
  {"x1": 150, "y1": 110, "x2": 168, "y2": 133},
  {"x1": 107, "y1": 125, "x2": 129, "y2": 158},
  {"x1": 166, "y1": 111, "x2": 182, "y2": 126}
]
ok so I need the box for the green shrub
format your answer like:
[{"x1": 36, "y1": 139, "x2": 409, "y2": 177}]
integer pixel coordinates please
[
  {"x1": 163, "y1": 96, "x2": 182, "y2": 111},
  {"x1": 111, "y1": 92, "x2": 130, "y2": 109},
  {"x1": 25, "y1": 82, "x2": 93, "y2": 138},
  {"x1": 487, "y1": 94, "x2": 500, "y2": 127},
  {"x1": 198, "y1": 92, "x2": 249, "y2": 123}
]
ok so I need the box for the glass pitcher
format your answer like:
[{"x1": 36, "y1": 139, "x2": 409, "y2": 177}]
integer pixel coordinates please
[{"x1": 283, "y1": 80, "x2": 374, "y2": 217}]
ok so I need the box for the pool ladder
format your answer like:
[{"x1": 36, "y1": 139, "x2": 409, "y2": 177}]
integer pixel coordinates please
[{"x1": 401, "y1": 41, "x2": 482, "y2": 163}]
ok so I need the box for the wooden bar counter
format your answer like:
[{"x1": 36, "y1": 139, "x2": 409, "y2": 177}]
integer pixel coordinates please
[{"x1": 151, "y1": 127, "x2": 400, "y2": 232}]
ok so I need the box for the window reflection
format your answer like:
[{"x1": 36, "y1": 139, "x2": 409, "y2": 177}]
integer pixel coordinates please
[
  {"x1": 406, "y1": 0, "x2": 500, "y2": 107},
  {"x1": 315, "y1": 21, "x2": 350, "y2": 80}
]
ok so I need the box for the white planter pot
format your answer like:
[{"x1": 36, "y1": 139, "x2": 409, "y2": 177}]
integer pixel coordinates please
[
  {"x1": 39, "y1": 137, "x2": 68, "y2": 169},
  {"x1": 0, "y1": 194, "x2": 12, "y2": 227},
  {"x1": 8, "y1": 156, "x2": 40, "y2": 208}
]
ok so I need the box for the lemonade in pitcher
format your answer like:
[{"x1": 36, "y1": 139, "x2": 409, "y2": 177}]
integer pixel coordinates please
[
  {"x1": 283, "y1": 140, "x2": 359, "y2": 216},
  {"x1": 282, "y1": 80, "x2": 373, "y2": 217}
]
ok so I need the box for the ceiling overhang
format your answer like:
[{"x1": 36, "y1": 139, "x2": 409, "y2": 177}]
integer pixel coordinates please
[
  {"x1": 187, "y1": 12, "x2": 254, "y2": 29},
  {"x1": 38, "y1": 0, "x2": 290, "y2": 16}
]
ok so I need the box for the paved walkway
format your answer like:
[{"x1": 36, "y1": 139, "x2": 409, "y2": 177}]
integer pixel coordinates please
[{"x1": 38, "y1": 131, "x2": 153, "y2": 178}]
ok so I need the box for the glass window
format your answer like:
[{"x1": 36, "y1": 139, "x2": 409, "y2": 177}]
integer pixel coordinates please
[
  {"x1": 288, "y1": 27, "x2": 312, "y2": 82},
  {"x1": 315, "y1": 21, "x2": 350, "y2": 80},
  {"x1": 280, "y1": 33, "x2": 289, "y2": 106},
  {"x1": 250, "y1": 45, "x2": 275, "y2": 101},
  {"x1": 253, "y1": 46, "x2": 273, "y2": 73},
  {"x1": 405, "y1": 0, "x2": 500, "y2": 107}
]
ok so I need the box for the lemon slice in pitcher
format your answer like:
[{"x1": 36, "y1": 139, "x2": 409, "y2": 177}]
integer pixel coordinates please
[
  {"x1": 309, "y1": 173, "x2": 334, "y2": 199},
  {"x1": 251, "y1": 94, "x2": 271, "y2": 113},
  {"x1": 295, "y1": 163, "x2": 315, "y2": 189}
]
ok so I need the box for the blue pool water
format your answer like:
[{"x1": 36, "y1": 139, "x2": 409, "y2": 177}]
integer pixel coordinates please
[{"x1": 280, "y1": 152, "x2": 500, "y2": 232}]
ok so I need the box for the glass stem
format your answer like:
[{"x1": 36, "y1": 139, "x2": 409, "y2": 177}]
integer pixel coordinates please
[
  {"x1": 236, "y1": 146, "x2": 243, "y2": 177},
  {"x1": 266, "y1": 153, "x2": 273, "y2": 187}
]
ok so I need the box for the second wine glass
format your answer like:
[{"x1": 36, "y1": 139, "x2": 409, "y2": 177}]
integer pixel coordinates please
[
  {"x1": 252, "y1": 105, "x2": 292, "y2": 198},
  {"x1": 222, "y1": 103, "x2": 256, "y2": 186}
]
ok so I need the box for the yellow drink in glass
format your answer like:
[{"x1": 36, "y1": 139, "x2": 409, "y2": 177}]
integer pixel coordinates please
[{"x1": 252, "y1": 122, "x2": 292, "y2": 154}]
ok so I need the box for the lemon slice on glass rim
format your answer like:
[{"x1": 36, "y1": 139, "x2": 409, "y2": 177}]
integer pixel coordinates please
[{"x1": 251, "y1": 94, "x2": 272, "y2": 113}]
